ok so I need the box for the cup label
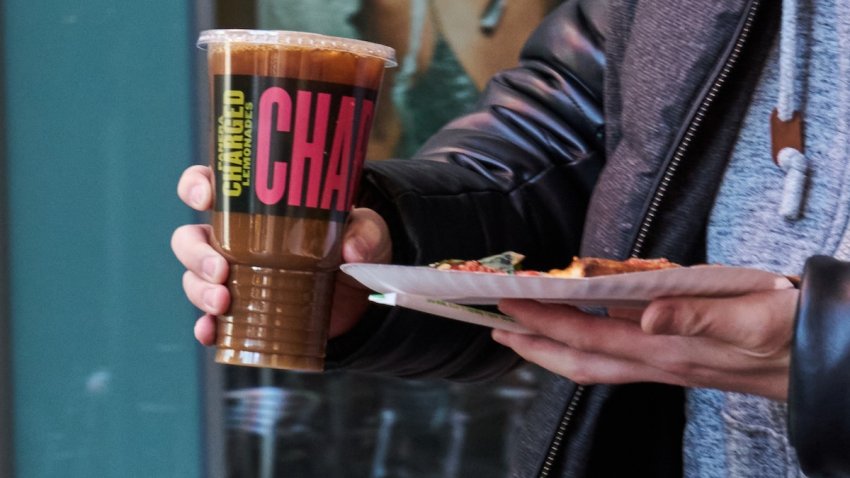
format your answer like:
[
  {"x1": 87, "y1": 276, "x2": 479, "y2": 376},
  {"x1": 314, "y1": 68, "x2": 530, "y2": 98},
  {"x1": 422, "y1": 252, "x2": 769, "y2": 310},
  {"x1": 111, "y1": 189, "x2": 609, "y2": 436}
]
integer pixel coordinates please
[{"x1": 213, "y1": 74, "x2": 378, "y2": 222}]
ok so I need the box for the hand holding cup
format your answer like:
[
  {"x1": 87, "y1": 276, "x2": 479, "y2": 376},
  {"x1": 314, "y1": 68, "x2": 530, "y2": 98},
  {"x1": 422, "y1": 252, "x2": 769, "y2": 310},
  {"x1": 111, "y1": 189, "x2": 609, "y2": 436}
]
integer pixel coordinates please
[{"x1": 172, "y1": 165, "x2": 392, "y2": 365}]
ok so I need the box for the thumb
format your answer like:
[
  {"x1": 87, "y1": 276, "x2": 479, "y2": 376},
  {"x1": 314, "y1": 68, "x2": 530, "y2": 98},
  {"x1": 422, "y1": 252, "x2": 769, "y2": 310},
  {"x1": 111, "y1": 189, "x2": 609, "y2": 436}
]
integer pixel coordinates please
[
  {"x1": 342, "y1": 207, "x2": 392, "y2": 265},
  {"x1": 641, "y1": 289, "x2": 798, "y2": 350}
]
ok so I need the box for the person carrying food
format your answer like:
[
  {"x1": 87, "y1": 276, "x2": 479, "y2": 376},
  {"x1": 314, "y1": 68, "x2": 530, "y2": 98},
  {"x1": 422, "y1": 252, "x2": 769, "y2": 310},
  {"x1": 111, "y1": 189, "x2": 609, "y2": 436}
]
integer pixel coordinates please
[{"x1": 173, "y1": 0, "x2": 850, "y2": 475}]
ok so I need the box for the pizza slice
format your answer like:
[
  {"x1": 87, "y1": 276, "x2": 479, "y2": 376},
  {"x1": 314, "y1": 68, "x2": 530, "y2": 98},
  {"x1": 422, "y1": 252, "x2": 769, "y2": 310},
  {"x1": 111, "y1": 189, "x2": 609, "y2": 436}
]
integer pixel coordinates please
[{"x1": 548, "y1": 257, "x2": 680, "y2": 278}]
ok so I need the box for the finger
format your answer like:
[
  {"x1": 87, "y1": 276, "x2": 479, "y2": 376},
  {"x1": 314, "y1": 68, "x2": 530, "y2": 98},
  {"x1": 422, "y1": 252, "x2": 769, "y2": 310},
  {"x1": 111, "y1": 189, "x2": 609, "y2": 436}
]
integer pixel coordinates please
[
  {"x1": 641, "y1": 289, "x2": 798, "y2": 353},
  {"x1": 499, "y1": 299, "x2": 652, "y2": 354},
  {"x1": 183, "y1": 270, "x2": 230, "y2": 315},
  {"x1": 329, "y1": 271, "x2": 372, "y2": 337},
  {"x1": 491, "y1": 329, "x2": 683, "y2": 386},
  {"x1": 194, "y1": 314, "x2": 217, "y2": 346},
  {"x1": 171, "y1": 224, "x2": 229, "y2": 283},
  {"x1": 338, "y1": 208, "x2": 392, "y2": 290},
  {"x1": 607, "y1": 306, "x2": 645, "y2": 321},
  {"x1": 498, "y1": 299, "x2": 712, "y2": 373},
  {"x1": 492, "y1": 329, "x2": 787, "y2": 396},
  {"x1": 177, "y1": 165, "x2": 214, "y2": 211},
  {"x1": 342, "y1": 208, "x2": 392, "y2": 264},
  {"x1": 498, "y1": 299, "x2": 590, "y2": 332}
]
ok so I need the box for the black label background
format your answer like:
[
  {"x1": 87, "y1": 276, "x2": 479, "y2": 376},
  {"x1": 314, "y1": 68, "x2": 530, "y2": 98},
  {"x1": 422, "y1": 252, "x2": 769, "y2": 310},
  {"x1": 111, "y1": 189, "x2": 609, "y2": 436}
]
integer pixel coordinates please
[{"x1": 213, "y1": 74, "x2": 378, "y2": 222}]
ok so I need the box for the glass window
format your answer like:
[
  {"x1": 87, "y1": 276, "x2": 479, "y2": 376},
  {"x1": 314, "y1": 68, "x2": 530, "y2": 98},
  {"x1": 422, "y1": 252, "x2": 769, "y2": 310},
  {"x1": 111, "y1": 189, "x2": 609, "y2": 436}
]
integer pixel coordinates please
[{"x1": 3, "y1": 0, "x2": 202, "y2": 476}]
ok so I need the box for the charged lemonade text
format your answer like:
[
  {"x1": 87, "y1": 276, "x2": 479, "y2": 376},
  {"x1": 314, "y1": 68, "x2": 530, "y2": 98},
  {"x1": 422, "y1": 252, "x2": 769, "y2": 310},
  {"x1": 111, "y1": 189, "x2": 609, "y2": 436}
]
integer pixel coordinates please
[
  {"x1": 217, "y1": 86, "x2": 375, "y2": 215},
  {"x1": 217, "y1": 90, "x2": 254, "y2": 196}
]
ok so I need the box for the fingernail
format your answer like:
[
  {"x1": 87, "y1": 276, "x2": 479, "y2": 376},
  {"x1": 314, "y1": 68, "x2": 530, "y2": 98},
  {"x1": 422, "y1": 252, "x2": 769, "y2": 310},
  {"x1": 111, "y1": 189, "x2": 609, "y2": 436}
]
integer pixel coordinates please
[
  {"x1": 202, "y1": 257, "x2": 220, "y2": 280},
  {"x1": 497, "y1": 301, "x2": 512, "y2": 315},
  {"x1": 202, "y1": 289, "x2": 218, "y2": 311},
  {"x1": 644, "y1": 305, "x2": 674, "y2": 335},
  {"x1": 347, "y1": 237, "x2": 369, "y2": 263},
  {"x1": 190, "y1": 185, "x2": 207, "y2": 208},
  {"x1": 492, "y1": 329, "x2": 507, "y2": 344}
]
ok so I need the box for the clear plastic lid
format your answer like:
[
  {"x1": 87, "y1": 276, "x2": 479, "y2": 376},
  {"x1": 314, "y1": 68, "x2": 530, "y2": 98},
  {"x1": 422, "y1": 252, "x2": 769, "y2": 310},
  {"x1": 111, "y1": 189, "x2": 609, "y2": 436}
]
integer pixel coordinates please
[{"x1": 197, "y1": 29, "x2": 397, "y2": 67}]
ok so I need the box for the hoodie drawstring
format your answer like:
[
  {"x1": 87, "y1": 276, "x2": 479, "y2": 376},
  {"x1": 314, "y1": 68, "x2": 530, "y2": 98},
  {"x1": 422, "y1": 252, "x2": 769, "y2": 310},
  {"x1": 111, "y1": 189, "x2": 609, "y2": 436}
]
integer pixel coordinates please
[{"x1": 773, "y1": 0, "x2": 808, "y2": 220}]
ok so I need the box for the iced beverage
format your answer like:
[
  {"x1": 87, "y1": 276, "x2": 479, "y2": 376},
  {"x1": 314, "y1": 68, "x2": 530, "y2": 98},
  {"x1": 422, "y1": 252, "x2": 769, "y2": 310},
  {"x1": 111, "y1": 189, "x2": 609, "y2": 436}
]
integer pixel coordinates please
[{"x1": 197, "y1": 30, "x2": 396, "y2": 371}]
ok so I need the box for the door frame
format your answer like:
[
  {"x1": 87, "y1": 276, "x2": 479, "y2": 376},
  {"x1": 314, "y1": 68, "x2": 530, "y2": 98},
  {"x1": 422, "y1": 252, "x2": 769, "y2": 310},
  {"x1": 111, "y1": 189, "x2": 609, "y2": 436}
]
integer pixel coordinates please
[{"x1": 0, "y1": 0, "x2": 14, "y2": 472}]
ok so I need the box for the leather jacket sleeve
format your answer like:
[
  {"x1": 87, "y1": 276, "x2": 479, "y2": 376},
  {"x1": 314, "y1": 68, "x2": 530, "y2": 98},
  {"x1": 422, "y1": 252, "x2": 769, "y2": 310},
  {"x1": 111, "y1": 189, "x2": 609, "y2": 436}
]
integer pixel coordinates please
[
  {"x1": 326, "y1": 0, "x2": 606, "y2": 380},
  {"x1": 789, "y1": 255, "x2": 850, "y2": 477}
]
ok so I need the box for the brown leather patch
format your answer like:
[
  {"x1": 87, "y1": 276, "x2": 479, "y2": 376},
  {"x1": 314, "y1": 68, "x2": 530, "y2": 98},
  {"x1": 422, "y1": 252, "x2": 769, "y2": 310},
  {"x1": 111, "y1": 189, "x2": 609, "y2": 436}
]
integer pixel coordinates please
[{"x1": 771, "y1": 109, "x2": 804, "y2": 164}]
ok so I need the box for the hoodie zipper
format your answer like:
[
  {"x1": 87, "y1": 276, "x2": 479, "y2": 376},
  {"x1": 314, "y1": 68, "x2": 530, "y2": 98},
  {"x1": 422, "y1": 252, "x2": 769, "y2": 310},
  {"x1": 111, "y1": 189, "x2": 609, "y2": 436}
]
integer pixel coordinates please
[
  {"x1": 632, "y1": 0, "x2": 763, "y2": 256},
  {"x1": 538, "y1": 386, "x2": 585, "y2": 477},
  {"x1": 536, "y1": 1, "x2": 762, "y2": 476}
]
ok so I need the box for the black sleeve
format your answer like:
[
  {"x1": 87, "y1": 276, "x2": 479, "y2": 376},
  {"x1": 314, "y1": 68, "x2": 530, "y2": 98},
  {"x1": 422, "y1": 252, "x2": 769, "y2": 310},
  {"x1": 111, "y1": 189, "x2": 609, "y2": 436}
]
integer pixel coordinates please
[
  {"x1": 326, "y1": 0, "x2": 607, "y2": 381},
  {"x1": 788, "y1": 255, "x2": 850, "y2": 476}
]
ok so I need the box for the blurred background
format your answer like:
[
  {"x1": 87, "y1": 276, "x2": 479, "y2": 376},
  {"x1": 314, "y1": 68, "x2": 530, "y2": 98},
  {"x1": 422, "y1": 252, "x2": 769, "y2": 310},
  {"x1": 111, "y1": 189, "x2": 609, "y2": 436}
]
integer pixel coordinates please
[{"x1": 1, "y1": 0, "x2": 558, "y2": 476}]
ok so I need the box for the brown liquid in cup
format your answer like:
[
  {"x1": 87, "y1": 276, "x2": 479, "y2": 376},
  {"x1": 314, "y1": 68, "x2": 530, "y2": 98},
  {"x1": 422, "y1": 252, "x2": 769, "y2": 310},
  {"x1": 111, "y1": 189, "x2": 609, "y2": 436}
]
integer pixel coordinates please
[{"x1": 203, "y1": 35, "x2": 391, "y2": 371}]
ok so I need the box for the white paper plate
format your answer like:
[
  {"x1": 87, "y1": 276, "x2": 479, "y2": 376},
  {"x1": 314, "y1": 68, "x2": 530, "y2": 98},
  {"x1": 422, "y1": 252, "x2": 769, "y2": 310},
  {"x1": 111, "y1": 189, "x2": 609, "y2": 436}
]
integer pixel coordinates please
[{"x1": 340, "y1": 263, "x2": 795, "y2": 308}]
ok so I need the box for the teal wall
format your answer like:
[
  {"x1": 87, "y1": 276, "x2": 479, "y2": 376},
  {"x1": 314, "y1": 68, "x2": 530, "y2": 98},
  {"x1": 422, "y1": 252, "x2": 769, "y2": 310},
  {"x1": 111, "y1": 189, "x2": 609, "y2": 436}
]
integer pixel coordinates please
[{"x1": 3, "y1": 0, "x2": 203, "y2": 476}]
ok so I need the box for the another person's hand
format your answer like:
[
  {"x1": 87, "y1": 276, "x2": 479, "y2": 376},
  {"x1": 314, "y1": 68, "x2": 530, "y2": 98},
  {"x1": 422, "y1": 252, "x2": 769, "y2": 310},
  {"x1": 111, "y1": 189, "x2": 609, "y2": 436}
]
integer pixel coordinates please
[
  {"x1": 492, "y1": 289, "x2": 799, "y2": 401},
  {"x1": 170, "y1": 165, "x2": 392, "y2": 346}
]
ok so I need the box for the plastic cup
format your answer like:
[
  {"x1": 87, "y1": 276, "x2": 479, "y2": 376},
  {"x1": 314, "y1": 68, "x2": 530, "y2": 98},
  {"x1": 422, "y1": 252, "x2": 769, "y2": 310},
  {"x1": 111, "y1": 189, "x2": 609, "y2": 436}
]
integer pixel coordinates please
[{"x1": 197, "y1": 30, "x2": 396, "y2": 371}]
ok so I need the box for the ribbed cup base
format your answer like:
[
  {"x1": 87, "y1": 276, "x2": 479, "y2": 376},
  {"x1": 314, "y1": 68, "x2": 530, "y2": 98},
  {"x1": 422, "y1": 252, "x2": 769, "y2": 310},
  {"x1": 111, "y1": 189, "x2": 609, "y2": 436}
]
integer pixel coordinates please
[
  {"x1": 215, "y1": 348, "x2": 325, "y2": 372},
  {"x1": 215, "y1": 264, "x2": 335, "y2": 372}
]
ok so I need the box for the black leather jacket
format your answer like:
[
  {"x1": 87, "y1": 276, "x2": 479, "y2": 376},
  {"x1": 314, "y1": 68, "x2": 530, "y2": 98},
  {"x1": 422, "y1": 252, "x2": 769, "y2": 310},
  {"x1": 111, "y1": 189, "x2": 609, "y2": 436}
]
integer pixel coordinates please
[{"x1": 329, "y1": 0, "x2": 850, "y2": 476}]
